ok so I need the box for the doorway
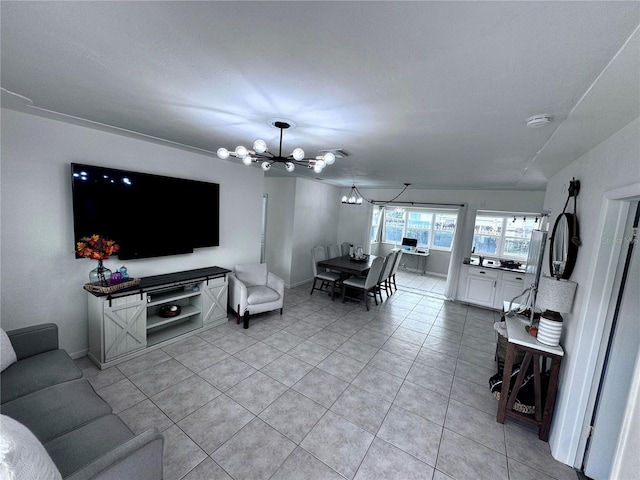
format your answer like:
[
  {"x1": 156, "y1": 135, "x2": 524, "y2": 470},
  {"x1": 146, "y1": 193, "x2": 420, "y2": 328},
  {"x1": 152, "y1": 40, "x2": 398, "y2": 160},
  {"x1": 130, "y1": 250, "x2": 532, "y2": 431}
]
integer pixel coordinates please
[{"x1": 582, "y1": 201, "x2": 639, "y2": 479}]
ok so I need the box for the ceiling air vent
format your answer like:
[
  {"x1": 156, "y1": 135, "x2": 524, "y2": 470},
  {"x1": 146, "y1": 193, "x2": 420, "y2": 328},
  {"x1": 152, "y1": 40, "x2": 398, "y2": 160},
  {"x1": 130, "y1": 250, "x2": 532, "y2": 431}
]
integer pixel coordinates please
[
  {"x1": 319, "y1": 149, "x2": 350, "y2": 158},
  {"x1": 526, "y1": 114, "x2": 553, "y2": 128}
]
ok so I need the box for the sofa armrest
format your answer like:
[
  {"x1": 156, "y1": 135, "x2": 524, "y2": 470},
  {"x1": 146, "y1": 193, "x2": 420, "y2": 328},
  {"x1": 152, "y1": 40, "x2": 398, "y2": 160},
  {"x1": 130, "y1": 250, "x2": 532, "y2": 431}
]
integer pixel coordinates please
[
  {"x1": 267, "y1": 272, "x2": 285, "y2": 297},
  {"x1": 228, "y1": 273, "x2": 248, "y2": 314},
  {"x1": 65, "y1": 428, "x2": 163, "y2": 480},
  {"x1": 7, "y1": 323, "x2": 59, "y2": 360}
]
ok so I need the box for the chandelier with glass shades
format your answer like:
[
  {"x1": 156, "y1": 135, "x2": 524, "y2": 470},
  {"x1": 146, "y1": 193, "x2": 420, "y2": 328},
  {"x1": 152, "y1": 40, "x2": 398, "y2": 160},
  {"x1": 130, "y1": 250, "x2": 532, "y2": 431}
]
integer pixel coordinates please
[{"x1": 216, "y1": 121, "x2": 336, "y2": 173}]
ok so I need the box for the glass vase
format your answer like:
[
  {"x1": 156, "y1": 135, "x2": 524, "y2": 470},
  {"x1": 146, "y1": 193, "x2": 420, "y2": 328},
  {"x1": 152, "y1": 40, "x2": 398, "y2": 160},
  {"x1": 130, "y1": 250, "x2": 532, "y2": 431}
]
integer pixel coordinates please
[{"x1": 89, "y1": 259, "x2": 112, "y2": 286}]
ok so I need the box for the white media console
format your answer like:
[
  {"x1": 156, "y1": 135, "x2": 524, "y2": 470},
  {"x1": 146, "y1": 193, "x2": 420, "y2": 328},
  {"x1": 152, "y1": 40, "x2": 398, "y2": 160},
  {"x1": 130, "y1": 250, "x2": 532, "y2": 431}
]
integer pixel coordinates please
[{"x1": 86, "y1": 266, "x2": 230, "y2": 369}]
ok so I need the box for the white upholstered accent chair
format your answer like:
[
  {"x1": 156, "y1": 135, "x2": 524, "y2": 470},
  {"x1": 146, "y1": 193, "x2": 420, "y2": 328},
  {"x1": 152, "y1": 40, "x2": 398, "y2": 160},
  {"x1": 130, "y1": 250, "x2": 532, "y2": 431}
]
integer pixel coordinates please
[
  {"x1": 341, "y1": 256, "x2": 385, "y2": 310},
  {"x1": 228, "y1": 263, "x2": 284, "y2": 329},
  {"x1": 310, "y1": 246, "x2": 342, "y2": 300}
]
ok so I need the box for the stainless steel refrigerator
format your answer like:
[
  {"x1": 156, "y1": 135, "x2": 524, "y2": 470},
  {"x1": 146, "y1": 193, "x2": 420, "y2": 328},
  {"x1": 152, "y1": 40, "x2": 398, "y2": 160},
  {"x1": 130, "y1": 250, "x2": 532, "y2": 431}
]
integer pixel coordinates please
[{"x1": 524, "y1": 230, "x2": 547, "y2": 289}]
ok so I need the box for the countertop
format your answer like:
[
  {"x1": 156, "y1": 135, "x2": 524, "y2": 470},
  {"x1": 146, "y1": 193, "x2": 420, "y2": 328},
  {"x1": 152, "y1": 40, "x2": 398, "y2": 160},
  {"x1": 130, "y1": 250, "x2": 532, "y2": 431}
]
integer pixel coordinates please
[{"x1": 463, "y1": 257, "x2": 527, "y2": 273}]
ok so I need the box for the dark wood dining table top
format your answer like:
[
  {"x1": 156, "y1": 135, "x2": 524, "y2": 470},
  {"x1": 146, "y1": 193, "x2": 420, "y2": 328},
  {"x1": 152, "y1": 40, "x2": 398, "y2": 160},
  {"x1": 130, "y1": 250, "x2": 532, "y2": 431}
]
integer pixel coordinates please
[{"x1": 317, "y1": 254, "x2": 379, "y2": 277}]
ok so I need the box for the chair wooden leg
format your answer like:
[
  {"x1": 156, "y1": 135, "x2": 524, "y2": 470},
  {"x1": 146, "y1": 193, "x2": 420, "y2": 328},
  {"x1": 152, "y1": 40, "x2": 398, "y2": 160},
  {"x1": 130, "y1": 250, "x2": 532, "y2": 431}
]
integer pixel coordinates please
[
  {"x1": 243, "y1": 310, "x2": 250, "y2": 329},
  {"x1": 364, "y1": 290, "x2": 370, "y2": 311},
  {"x1": 310, "y1": 278, "x2": 318, "y2": 295},
  {"x1": 279, "y1": 308, "x2": 283, "y2": 315},
  {"x1": 236, "y1": 304, "x2": 241, "y2": 324},
  {"x1": 330, "y1": 281, "x2": 336, "y2": 301}
]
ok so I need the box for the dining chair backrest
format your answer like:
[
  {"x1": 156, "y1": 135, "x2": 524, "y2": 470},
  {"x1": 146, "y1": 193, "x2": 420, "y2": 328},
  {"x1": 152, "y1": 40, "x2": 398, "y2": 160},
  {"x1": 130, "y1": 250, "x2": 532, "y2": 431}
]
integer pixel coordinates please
[
  {"x1": 341, "y1": 242, "x2": 351, "y2": 256},
  {"x1": 327, "y1": 244, "x2": 341, "y2": 259},
  {"x1": 364, "y1": 257, "x2": 385, "y2": 290},
  {"x1": 312, "y1": 245, "x2": 327, "y2": 276},
  {"x1": 392, "y1": 250, "x2": 403, "y2": 274},
  {"x1": 380, "y1": 252, "x2": 396, "y2": 283}
]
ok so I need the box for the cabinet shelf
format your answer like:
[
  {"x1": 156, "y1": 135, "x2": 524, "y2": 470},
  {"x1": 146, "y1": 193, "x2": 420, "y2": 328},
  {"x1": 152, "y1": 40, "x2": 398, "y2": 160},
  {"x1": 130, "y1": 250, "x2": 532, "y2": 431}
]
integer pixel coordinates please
[
  {"x1": 147, "y1": 305, "x2": 201, "y2": 330},
  {"x1": 147, "y1": 289, "x2": 200, "y2": 307}
]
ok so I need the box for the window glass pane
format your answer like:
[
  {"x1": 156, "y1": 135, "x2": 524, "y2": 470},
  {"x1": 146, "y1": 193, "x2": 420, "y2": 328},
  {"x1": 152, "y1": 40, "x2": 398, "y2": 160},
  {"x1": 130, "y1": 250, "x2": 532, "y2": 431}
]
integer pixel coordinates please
[
  {"x1": 433, "y1": 213, "x2": 457, "y2": 248},
  {"x1": 406, "y1": 211, "x2": 432, "y2": 246},
  {"x1": 503, "y1": 238, "x2": 530, "y2": 258},
  {"x1": 473, "y1": 235, "x2": 499, "y2": 254},
  {"x1": 383, "y1": 209, "x2": 405, "y2": 244},
  {"x1": 505, "y1": 217, "x2": 537, "y2": 239},
  {"x1": 474, "y1": 216, "x2": 503, "y2": 235}
]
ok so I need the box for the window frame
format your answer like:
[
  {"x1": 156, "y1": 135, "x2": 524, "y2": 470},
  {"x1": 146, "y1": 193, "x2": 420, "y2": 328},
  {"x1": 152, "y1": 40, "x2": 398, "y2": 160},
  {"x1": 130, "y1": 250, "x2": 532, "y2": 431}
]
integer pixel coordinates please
[
  {"x1": 472, "y1": 212, "x2": 539, "y2": 260},
  {"x1": 380, "y1": 207, "x2": 458, "y2": 252}
]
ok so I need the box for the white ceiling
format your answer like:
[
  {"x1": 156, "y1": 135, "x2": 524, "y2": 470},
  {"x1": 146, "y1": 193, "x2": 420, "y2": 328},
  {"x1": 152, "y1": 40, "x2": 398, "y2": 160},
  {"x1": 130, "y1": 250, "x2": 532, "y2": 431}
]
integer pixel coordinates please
[{"x1": 2, "y1": 1, "x2": 639, "y2": 190}]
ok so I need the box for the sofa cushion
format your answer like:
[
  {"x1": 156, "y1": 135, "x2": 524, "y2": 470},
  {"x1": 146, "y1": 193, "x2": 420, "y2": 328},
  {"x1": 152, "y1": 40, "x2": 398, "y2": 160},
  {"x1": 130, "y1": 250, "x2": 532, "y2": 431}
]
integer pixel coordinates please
[
  {"x1": 44, "y1": 414, "x2": 134, "y2": 479},
  {"x1": 1, "y1": 349, "x2": 82, "y2": 404},
  {"x1": 1, "y1": 328, "x2": 17, "y2": 372},
  {"x1": 1, "y1": 379, "x2": 112, "y2": 443},
  {"x1": 0, "y1": 414, "x2": 63, "y2": 480},
  {"x1": 235, "y1": 263, "x2": 268, "y2": 287},
  {"x1": 247, "y1": 286, "x2": 280, "y2": 305}
]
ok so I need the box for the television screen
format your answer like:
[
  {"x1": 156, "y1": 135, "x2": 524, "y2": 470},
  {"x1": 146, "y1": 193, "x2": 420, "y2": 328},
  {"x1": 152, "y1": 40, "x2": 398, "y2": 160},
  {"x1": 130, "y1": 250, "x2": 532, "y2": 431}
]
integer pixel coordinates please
[{"x1": 71, "y1": 163, "x2": 219, "y2": 260}]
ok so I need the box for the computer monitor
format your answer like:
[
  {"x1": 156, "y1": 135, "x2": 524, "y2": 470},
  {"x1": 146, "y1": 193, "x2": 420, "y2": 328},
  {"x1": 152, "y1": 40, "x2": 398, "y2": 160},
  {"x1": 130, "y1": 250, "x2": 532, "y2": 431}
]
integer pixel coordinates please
[{"x1": 401, "y1": 237, "x2": 418, "y2": 249}]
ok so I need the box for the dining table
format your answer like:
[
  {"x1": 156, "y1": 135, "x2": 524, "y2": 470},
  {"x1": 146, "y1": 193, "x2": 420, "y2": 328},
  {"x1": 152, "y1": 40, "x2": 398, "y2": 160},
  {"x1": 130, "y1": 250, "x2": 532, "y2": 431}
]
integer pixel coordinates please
[{"x1": 317, "y1": 254, "x2": 379, "y2": 278}]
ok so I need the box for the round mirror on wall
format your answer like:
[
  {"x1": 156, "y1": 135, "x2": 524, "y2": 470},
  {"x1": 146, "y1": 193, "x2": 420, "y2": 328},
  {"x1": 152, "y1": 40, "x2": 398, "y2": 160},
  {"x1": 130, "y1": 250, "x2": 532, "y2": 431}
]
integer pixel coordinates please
[{"x1": 549, "y1": 212, "x2": 579, "y2": 279}]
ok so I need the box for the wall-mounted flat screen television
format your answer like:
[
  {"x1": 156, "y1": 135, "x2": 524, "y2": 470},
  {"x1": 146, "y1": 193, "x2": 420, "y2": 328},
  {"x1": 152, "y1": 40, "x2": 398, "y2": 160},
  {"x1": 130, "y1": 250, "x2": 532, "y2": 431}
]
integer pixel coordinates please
[{"x1": 71, "y1": 163, "x2": 219, "y2": 260}]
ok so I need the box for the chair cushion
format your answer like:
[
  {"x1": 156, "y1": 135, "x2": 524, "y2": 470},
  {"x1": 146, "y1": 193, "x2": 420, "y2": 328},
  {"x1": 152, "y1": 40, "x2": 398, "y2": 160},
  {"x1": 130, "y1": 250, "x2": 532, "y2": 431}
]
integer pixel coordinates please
[
  {"x1": 0, "y1": 414, "x2": 63, "y2": 480},
  {"x1": 44, "y1": 414, "x2": 134, "y2": 478},
  {"x1": 317, "y1": 271, "x2": 341, "y2": 282},
  {"x1": 343, "y1": 277, "x2": 366, "y2": 288},
  {"x1": 1, "y1": 328, "x2": 17, "y2": 372},
  {"x1": 1, "y1": 379, "x2": 112, "y2": 443},
  {"x1": 246, "y1": 286, "x2": 280, "y2": 305},
  {"x1": 1, "y1": 349, "x2": 82, "y2": 404},
  {"x1": 235, "y1": 263, "x2": 268, "y2": 287}
]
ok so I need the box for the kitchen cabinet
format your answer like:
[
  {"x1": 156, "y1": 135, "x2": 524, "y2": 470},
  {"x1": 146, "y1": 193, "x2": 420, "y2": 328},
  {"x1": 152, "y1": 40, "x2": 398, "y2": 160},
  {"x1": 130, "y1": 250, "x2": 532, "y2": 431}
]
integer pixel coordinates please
[{"x1": 459, "y1": 265, "x2": 525, "y2": 310}]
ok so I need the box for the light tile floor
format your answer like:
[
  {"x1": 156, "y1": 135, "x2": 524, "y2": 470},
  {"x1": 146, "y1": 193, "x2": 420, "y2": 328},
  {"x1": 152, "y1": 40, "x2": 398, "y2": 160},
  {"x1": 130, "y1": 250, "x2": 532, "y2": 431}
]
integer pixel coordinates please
[{"x1": 76, "y1": 280, "x2": 579, "y2": 480}]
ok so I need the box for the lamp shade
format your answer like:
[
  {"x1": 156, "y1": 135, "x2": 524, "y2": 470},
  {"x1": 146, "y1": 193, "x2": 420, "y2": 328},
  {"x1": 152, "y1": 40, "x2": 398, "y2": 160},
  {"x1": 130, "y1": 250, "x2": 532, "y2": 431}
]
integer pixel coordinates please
[{"x1": 536, "y1": 275, "x2": 577, "y2": 314}]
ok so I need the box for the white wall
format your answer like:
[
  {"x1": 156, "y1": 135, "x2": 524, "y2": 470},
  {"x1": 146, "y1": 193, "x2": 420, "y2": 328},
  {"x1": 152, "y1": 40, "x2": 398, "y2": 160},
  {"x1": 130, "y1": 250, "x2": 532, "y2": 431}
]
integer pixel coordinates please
[
  {"x1": 0, "y1": 108, "x2": 264, "y2": 357},
  {"x1": 541, "y1": 117, "x2": 640, "y2": 466},
  {"x1": 263, "y1": 177, "x2": 296, "y2": 285}
]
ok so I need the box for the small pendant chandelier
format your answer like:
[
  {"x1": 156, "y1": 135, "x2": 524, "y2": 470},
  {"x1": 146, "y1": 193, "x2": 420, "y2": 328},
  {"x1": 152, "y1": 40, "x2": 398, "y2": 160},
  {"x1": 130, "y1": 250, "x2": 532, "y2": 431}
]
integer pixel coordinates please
[
  {"x1": 342, "y1": 185, "x2": 363, "y2": 205},
  {"x1": 217, "y1": 121, "x2": 336, "y2": 174}
]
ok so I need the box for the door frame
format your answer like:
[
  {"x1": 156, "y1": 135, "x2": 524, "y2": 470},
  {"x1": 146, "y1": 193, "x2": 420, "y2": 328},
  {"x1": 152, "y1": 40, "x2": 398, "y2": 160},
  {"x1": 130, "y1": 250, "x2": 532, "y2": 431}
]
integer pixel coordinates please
[{"x1": 574, "y1": 183, "x2": 640, "y2": 468}]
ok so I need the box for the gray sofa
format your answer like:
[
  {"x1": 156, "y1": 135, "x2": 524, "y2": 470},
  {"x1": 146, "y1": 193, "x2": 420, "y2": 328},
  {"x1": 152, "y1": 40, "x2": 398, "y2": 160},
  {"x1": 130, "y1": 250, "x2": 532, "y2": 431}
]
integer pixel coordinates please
[{"x1": 1, "y1": 324, "x2": 163, "y2": 479}]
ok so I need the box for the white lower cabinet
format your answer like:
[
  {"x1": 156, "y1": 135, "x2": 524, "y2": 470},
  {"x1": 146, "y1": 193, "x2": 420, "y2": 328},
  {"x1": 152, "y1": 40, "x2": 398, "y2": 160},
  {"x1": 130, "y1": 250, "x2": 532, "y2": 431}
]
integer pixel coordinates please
[
  {"x1": 459, "y1": 265, "x2": 524, "y2": 310},
  {"x1": 464, "y1": 267, "x2": 499, "y2": 308},
  {"x1": 87, "y1": 268, "x2": 229, "y2": 369}
]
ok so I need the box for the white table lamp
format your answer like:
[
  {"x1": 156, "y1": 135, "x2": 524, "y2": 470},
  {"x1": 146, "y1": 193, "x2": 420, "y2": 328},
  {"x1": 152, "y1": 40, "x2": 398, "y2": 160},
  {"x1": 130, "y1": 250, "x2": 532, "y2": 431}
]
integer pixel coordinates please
[{"x1": 535, "y1": 275, "x2": 577, "y2": 346}]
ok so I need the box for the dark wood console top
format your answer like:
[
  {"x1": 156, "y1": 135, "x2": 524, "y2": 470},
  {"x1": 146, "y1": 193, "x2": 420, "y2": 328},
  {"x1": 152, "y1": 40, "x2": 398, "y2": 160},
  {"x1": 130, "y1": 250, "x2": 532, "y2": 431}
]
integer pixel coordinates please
[{"x1": 87, "y1": 266, "x2": 231, "y2": 297}]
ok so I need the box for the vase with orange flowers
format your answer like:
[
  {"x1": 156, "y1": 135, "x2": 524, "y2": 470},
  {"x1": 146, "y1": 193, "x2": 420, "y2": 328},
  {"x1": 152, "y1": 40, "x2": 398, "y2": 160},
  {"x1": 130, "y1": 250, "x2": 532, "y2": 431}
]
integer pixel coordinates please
[{"x1": 75, "y1": 234, "x2": 120, "y2": 286}]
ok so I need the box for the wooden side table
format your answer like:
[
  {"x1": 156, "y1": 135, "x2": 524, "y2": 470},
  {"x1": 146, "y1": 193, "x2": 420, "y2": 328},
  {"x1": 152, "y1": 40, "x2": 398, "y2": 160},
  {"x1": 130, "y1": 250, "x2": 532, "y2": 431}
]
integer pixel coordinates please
[{"x1": 496, "y1": 311, "x2": 564, "y2": 441}]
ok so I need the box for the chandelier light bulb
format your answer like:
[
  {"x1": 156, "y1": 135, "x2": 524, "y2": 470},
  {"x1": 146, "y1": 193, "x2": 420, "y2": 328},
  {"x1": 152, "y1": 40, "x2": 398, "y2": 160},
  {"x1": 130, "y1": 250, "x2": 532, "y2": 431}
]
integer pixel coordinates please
[
  {"x1": 341, "y1": 195, "x2": 348, "y2": 203},
  {"x1": 285, "y1": 162, "x2": 295, "y2": 173},
  {"x1": 313, "y1": 163, "x2": 323, "y2": 173},
  {"x1": 242, "y1": 156, "x2": 253, "y2": 166},
  {"x1": 261, "y1": 161, "x2": 271, "y2": 172},
  {"x1": 292, "y1": 148, "x2": 305, "y2": 161},
  {"x1": 235, "y1": 145, "x2": 248, "y2": 158},
  {"x1": 323, "y1": 152, "x2": 336, "y2": 165},
  {"x1": 253, "y1": 139, "x2": 267, "y2": 154},
  {"x1": 316, "y1": 159, "x2": 326, "y2": 169},
  {"x1": 217, "y1": 148, "x2": 229, "y2": 159},
  {"x1": 357, "y1": 197, "x2": 363, "y2": 204}
]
